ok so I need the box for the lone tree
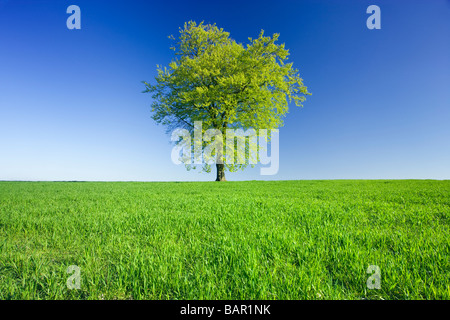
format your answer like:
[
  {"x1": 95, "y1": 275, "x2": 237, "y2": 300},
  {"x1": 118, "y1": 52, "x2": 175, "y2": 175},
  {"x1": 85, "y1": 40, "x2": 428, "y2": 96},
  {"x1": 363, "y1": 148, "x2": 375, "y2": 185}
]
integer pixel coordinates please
[{"x1": 143, "y1": 21, "x2": 310, "y2": 181}]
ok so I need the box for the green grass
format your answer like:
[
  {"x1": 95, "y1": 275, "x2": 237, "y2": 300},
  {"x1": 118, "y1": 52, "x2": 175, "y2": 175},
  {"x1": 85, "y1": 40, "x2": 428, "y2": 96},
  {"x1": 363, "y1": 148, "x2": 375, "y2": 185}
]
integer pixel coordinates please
[{"x1": 0, "y1": 180, "x2": 449, "y2": 300}]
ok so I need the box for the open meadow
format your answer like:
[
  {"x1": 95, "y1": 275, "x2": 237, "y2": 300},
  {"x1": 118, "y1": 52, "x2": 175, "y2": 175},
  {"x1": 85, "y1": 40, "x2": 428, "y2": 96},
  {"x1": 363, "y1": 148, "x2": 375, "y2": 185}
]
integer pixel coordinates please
[{"x1": 0, "y1": 180, "x2": 449, "y2": 299}]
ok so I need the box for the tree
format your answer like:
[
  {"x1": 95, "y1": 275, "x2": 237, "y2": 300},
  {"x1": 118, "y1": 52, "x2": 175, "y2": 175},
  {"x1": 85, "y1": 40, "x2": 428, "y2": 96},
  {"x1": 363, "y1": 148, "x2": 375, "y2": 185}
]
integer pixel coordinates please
[{"x1": 143, "y1": 21, "x2": 310, "y2": 181}]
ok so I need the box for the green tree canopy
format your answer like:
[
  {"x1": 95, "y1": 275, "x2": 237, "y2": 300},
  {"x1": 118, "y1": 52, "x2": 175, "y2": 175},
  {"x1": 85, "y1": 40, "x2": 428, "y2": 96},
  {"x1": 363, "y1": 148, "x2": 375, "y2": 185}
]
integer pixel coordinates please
[{"x1": 143, "y1": 21, "x2": 310, "y2": 180}]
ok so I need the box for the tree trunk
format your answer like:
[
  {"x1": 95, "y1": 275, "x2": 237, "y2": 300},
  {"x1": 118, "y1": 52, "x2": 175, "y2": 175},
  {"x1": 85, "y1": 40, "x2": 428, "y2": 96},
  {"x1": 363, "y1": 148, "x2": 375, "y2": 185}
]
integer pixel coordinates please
[{"x1": 215, "y1": 163, "x2": 226, "y2": 181}]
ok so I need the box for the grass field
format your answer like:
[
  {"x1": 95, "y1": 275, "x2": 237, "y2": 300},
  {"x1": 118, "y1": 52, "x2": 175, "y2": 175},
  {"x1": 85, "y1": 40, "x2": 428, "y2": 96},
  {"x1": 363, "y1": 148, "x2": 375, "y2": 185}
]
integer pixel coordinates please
[{"x1": 0, "y1": 180, "x2": 449, "y2": 300}]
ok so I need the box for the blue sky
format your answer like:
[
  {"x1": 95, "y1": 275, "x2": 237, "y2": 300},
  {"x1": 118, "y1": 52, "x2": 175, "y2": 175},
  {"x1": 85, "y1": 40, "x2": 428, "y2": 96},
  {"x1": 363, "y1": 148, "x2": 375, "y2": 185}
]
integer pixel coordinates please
[{"x1": 0, "y1": 0, "x2": 449, "y2": 181}]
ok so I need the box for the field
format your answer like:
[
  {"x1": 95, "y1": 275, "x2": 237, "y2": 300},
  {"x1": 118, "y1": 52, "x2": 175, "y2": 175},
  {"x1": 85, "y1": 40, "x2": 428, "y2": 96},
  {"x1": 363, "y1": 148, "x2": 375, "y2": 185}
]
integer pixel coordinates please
[{"x1": 0, "y1": 180, "x2": 449, "y2": 300}]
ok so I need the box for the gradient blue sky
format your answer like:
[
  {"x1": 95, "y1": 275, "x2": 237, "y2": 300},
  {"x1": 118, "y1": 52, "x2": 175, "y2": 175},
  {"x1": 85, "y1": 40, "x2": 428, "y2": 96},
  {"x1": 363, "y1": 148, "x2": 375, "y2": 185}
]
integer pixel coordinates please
[{"x1": 0, "y1": 0, "x2": 449, "y2": 181}]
